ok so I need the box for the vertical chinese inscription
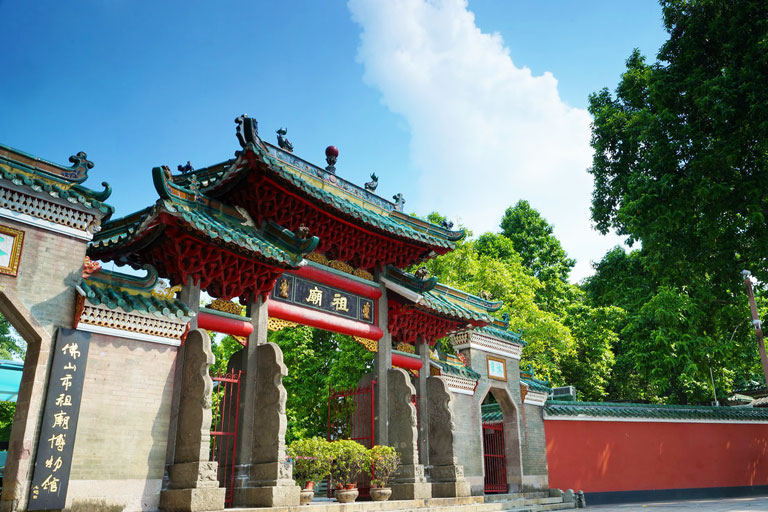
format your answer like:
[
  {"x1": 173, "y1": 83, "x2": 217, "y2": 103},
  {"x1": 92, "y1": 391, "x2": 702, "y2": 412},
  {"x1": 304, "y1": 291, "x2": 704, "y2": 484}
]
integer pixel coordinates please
[{"x1": 28, "y1": 329, "x2": 90, "y2": 511}]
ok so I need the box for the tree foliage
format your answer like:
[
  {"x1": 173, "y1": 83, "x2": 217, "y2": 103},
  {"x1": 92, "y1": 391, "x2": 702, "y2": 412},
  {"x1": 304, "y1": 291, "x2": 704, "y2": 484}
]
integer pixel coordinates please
[
  {"x1": 424, "y1": 210, "x2": 621, "y2": 400},
  {"x1": 585, "y1": 0, "x2": 768, "y2": 403}
]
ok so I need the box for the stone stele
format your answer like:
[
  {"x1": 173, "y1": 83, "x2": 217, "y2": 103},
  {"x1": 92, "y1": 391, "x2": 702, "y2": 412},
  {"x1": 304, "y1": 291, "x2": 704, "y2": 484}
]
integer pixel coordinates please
[
  {"x1": 427, "y1": 376, "x2": 471, "y2": 497},
  {"x1": 387, "y1": 368, "x2": 431, "y2": 500},
  {"x1": 233, "y1": 342, "x2": 300, "y2": 507},
  {"x1": 160, "y1": 329, "x2": 226, "y2": 512}
]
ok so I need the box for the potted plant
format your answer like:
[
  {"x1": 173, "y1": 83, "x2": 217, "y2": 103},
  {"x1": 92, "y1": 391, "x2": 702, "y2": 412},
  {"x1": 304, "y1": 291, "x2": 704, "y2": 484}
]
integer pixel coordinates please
[
  {"x1": 366, "y1": 445, "x2": 400, "y2": 501},
  {"x1": 287, "y1": 437, "x2": 332, "y2": 505},
  {"x1": 329, "y1": 440, "x2": 367, "y2": 503}
]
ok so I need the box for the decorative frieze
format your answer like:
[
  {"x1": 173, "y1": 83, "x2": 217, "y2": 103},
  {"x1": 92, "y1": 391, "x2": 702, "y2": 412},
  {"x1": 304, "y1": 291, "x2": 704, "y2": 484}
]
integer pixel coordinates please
[
  {"x1": 436, "y1": 372, "x2": 476, "y2": 396},
  {"x1": 522, "y1": 388, "x2": 548, "y2": 407},
  {"x1": 451, "y1": 329, "x2": 523, "y2": 360},
  {"x1": 0, "y1": 186, "x2": 99, "y2": 237},
  {"x1": 76, "y1": 302, "x2": 187, "y2": 346}
]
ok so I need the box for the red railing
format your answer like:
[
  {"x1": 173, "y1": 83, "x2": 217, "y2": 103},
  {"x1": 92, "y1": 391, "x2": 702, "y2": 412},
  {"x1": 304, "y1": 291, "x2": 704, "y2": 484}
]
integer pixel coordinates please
[
  {"x1": 211, "y1": 369, "x2": 242, "y2": 508},
  {"x1": 327, "y1": 381, "x2": 376, "y2": 498},
  {"x1": 482, "y1": 422, "x2": 507, "y2": 493}
]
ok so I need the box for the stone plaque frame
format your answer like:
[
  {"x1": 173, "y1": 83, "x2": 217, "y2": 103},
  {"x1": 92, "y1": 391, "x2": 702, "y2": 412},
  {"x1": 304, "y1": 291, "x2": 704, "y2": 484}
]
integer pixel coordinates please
[
  {"x1": 0, "y1": 225, "x2": 24, "y2": 277},
  {"x1": 487, "y1": 356, "x2": 507, "y2": 381}
]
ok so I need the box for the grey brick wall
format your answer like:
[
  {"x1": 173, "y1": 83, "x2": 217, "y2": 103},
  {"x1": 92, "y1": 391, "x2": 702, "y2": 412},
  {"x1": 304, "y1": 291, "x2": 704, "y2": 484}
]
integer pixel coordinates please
[
  {"x1": 0, "y1": 218, "x2": 86, "y2": 333},
  {"x1": 521, "y1": 403, "x2": 548, "y2": 477}
]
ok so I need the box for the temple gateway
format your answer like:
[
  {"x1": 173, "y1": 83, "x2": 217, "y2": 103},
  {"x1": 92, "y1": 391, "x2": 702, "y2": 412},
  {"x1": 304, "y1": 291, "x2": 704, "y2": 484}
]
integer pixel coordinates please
[{"x1": 0, "y1": 117, "x2": 574, "y2": 511}]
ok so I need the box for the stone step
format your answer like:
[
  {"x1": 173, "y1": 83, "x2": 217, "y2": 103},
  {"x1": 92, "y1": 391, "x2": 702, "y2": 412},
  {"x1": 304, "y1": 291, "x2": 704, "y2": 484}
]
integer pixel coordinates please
[
  {"x1": 484, "y1": 492, "x2": 552, "y2": 502},
  {"x1": 229, "y1": 494, "x2": 573, "y2": 512}
]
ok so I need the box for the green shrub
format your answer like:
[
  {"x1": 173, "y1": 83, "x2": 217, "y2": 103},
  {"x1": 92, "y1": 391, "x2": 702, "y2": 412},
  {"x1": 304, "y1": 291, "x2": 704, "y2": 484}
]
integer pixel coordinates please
[
  {"x1": 329, "y1": 439, "x2": 367, "y2": 488},
  {"x1": 287, "y1": 437, "x2": 333, "y2": 488},
  {"x1": 367, "y1": 445, "x2": 400, "y2": 488}
]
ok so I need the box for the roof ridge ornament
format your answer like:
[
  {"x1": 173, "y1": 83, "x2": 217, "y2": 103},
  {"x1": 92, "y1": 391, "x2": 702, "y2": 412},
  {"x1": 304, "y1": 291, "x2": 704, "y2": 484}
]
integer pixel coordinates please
[
  {"x1": 325, "y1": 145, "x2": 338, "y2": 174},
  {"x1": 66, "y1": 151, "x2": 94, "y2": 183},
  {"x1": 364, "y1": 173, "x2": 379, "y2": 192},
  {"x1": 235, "y1": 114, "x2": 259, "y2": 148},
  {"x1": 276, "y1": 128, "x2": 294, "y2": 152},
  {"x1": 393, "y1": 193, "x2": 405, "y2": 212}
]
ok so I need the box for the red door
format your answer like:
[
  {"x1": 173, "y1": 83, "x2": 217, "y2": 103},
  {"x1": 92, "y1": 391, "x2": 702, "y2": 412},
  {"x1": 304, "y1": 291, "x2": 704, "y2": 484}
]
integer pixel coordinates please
[{"x1": 483, "y1": 422, "x2": 507, "y2": 493}]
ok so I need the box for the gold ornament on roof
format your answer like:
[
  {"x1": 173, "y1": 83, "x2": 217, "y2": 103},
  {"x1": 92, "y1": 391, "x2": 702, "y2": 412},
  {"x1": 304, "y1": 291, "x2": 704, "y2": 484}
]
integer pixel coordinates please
[
  {"x1": 152, "y1": 282, "x2": 182, "y2": 300},
  {"x1": 208, "y1": 298, "x2": 244, "y2": 315}
]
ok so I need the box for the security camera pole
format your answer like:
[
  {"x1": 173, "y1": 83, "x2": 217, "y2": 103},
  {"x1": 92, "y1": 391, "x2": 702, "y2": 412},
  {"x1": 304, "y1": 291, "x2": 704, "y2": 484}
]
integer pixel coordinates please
[{"x1": 742, "y1": 270, "x2": 768, "y2": 387}]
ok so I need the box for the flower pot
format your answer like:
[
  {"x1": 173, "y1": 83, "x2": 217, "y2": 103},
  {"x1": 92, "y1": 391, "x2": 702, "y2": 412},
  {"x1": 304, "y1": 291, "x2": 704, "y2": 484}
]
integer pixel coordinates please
[
  {"x1": 370, "y1": 487, "x2": 392, "y2": 502},
  {"x1": 335, "y1": 488, "x2": 359, "y2": 503},
  {"x1": 300, "y1": 489, "x2": 314, "y2": 506},
  {"x1": 304, "y1": 481, "x2": 315, "y2": 491},
  {"x1": 345, "y1": 483, "x2": 356, "y2": 490}
]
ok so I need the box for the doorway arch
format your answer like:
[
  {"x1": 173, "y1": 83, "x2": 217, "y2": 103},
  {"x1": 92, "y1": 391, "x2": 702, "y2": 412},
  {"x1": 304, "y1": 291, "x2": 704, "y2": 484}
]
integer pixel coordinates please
[{"x1": 479, "y1": 386, "x2": 523, "y2": 493}]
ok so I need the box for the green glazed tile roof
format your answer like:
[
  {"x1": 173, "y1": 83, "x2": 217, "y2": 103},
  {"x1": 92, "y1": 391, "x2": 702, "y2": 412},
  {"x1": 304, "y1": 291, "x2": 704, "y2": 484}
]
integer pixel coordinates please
[
  {"x1": 181, "y1": 140, "x2": 463, "y2": 250},
  {"x1": 476, "y1": 325, "x2": 527, "y2": 346},
  {"x1": 432, "y1": 349, "x2": 481, "y2": 381},
  {"x1": 77, "y1": 278, "x2": 193, "y2": 319},
  {"x1": 522, "y1": 377, "x2": 551, "y2": 393},
  {"x1": 417, "y1": 288, "x2": 494, "y2": 324},
  {"x1": 0, "y1": 150, "x2": 113, "y2": 216},
  {"x1": 91, "y1": 167, "x2": 317, "y2": 268},
  {"x1": 544, "y1": 400, "x2": 768, "y2": 421},
  {"x1": 481, "y1": 403, "x2": 504, "y2": 423},
  {"x1": 385, "y1": 266, "x2": 501, "y2": 324}
]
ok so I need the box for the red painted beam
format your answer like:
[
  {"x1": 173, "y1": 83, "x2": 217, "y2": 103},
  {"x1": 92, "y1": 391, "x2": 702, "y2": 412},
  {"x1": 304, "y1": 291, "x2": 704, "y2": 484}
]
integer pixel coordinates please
[
  {"x1": 290, "y1": 265, "x2": 382, "y2": 300},
  {"x1": 197, "y1": 311, "x2": 253, "y2": 338},
  {"x1": 392, "y1": 352, "x2": 422, "y2": 371},
  {"x1": 268, "y1": 300, "x2": 383, "y2": 340}
]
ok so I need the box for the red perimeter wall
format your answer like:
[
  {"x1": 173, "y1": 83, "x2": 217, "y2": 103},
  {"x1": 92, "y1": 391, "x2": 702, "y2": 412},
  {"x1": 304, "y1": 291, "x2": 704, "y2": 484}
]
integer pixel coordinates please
[{"x1": 545, "y1": 419, "x2": 768, "y2": 492}]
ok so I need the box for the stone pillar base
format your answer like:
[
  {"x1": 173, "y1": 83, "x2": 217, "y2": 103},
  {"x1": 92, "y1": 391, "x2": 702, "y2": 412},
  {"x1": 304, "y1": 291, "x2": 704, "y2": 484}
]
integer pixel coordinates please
[
  {"x1": 232, "y1": 484, "x2": 300, "y2": 507},
  {"x1": 159, "y1": 488, "x2": 226, "y2": 512},
  {"x1": 432, "y1": 481, "x2": 470, "y2": 498},
  {"x1": 430, "y1": 464, "x2": 470, "y2": 497},
  {"x1": 391, "y1": 481, "x2": 432, "y2": 500},
  {"x1": 160, "y1": 461, "x2": 225, "y2": 511}
]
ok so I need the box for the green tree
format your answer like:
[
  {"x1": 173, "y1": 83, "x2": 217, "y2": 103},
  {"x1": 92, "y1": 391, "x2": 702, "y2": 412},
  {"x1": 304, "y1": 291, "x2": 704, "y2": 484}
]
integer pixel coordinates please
[
  {"x1": 499, "y1": 200, "x2": 575, "y2": 283},
  {"x1": 589, "y1": 0, "x2": 768, "y2": 290},
  {"x1": 586, "y1": 0, "x2": 768, "y2": 402}
]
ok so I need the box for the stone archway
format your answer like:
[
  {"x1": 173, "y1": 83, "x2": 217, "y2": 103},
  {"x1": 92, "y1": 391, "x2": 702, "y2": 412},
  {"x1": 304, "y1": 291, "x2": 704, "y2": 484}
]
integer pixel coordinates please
[
  {"x1": 0, "y1": 287, "x2": 54, "y2": 512},
  {"x1": 479, "y1": 386, "x2": 523, "y2": 492}
]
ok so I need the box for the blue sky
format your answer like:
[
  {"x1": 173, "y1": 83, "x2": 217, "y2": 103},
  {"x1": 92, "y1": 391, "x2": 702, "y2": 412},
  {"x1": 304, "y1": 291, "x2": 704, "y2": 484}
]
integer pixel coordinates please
[{"x1": 0, "y1": 1, "x2": 667, "y2": 280}]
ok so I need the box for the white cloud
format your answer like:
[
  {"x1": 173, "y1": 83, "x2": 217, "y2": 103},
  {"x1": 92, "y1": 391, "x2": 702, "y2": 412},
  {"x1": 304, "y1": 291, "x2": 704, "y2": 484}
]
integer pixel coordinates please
[{"x1": 348, "y1": 0, "x2": 624, "y2": 281}]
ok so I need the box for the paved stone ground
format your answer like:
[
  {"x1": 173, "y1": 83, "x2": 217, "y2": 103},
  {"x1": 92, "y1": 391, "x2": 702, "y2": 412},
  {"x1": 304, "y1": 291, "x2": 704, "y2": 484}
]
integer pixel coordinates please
[{"x1": 590, "y1": 496, "x2": 768, "y2": 511}]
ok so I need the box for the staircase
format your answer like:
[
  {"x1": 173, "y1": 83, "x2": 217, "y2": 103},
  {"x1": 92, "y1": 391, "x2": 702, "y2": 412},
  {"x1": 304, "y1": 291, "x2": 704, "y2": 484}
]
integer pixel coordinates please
[{"x1": 233, "y1": 490, "x2": 577, "y2": 512}]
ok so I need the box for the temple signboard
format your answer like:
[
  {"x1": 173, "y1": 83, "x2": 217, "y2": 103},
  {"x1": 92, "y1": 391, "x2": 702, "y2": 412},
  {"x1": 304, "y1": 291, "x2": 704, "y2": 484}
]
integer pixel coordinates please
[
  {"x1": 28, "y1": 329, "x2": 90, "y2": 510},
  {"x1": 270, "y1": 273, "x2": 375, "y2": 324}
]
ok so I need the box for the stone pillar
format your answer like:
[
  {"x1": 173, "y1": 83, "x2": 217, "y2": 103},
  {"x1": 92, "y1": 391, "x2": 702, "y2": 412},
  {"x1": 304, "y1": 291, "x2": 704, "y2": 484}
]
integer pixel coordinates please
[
  {"x1": 165, "y1": 278, "x2": 201, "y2": 478},
  {"x1": 388, "y1": 368, "x2": 431, "y2": 500},
  {"x1": 160, "y1": 329, "x2": 226, "y2": 511},
  {"x1": 427, "y1": 376, "x2": 471, "y2": 497},
  {"x1": 235, "y1": 295, "x2": 268, "y2": 477},
  {"x1": 416, "y1": 338, "x2": 429, "y2": 466},
  {"x1": 232, "y1": 341, "x2": 300, "y2": 507},
  {"x1": 374, "y1": 284, "x2": 391, "y2": 445}
]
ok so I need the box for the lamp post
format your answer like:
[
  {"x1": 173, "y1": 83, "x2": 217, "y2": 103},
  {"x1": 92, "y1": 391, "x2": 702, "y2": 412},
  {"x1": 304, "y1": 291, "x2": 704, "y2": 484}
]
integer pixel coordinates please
[{"x1": 742, "y1": 270, "x2": 768, "y2": 387}]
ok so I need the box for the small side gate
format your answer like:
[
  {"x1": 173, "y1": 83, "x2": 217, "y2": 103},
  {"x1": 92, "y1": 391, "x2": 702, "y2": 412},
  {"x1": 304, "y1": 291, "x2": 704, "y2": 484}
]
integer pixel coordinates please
[
  {"x1": 327, "y1": 381, "x2": 376, "y2": 498},
  {"x1": 210, "y1": 369, "x2": 242, "y2": 508},
  {"x1": 482, "y1": 422, "x2": 507, "y2": 493}
]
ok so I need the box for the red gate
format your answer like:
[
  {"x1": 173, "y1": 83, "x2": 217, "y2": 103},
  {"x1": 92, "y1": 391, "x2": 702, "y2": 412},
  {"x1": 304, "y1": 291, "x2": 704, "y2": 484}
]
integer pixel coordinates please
[
  {"x1": 210, "y1": 369, "x2": 242, "y2": 508},
  {"x1": 483, "y1": 422, "x2": 507, "y2": 493},
  {"x1": 327, "y1": 381, "x2": 376, "y2": 498}
]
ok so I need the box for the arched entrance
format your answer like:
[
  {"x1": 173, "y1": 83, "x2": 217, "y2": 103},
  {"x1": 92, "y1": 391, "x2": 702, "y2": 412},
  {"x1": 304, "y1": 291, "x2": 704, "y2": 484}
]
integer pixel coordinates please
[{"x1": 480, "y1": 387, "x2": 523, "y2": 494}]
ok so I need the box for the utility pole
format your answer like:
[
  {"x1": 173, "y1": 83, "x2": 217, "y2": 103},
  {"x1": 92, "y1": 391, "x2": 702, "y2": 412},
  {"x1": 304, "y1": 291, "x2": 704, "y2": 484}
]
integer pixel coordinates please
[{"x1": 742, "y1": 270, "x2": 768, "y2": 387}]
